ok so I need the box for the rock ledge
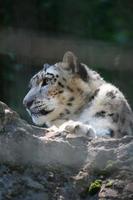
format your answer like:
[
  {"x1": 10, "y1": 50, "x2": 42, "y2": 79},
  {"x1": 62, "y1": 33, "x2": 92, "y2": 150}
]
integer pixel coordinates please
[{"x1": 0, "y1": 101, "x2": 133, "y2": 200}]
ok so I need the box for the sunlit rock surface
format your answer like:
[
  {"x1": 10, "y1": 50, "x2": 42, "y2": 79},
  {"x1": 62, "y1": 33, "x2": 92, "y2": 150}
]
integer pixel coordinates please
[{"x1": 0, "y1": 101, "x2": 133, "y2": 200}]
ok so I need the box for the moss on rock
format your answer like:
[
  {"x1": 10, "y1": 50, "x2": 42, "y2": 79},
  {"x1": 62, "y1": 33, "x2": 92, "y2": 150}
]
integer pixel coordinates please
[{"x1": 88, "y1": 179, "x2": 102, "y2": 195}]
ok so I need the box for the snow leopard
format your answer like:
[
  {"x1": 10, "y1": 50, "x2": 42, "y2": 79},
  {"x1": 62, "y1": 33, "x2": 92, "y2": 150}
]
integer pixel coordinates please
[{"x1": 23, "y1": 51, "x2": 133, "y2": 138}]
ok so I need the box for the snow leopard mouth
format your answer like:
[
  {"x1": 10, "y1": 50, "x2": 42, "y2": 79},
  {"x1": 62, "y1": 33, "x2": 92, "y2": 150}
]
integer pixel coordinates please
[
  {"x1": 29, "y1": 109, "x2": 54, "y2": 116},
  {"x1": 40, "y1": 109, "x2": 54, "y2": 115}
]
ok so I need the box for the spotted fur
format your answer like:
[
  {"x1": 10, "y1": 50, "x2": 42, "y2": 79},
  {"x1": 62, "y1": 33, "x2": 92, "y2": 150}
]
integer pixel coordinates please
[{"x1": 23, "y1": 51, "x2": 133, "y2": 138}]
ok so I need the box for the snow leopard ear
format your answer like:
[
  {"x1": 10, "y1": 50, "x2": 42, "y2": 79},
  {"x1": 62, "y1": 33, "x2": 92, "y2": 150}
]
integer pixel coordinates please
[
  {"x1": 62, "y1": 51, "x2": 88, "y2": 82},
  {"x1": 62, "y1": 51, "x2": 77, "y2": 72}
]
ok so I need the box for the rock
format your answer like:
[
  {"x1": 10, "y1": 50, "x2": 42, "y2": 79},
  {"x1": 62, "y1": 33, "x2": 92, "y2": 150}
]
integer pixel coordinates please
[
  {"x1": 22, "y1": 177, "x2": 44, "y2": 190},
  {"x1": 124, "y1": 182, "x2": 133, "y2": 192},
  {"x1": 0, "y1": 101, "x2": 133, "y2": 200},
  {"x1": 99, "y1": 185, "x2": 118, "y2": 198}
]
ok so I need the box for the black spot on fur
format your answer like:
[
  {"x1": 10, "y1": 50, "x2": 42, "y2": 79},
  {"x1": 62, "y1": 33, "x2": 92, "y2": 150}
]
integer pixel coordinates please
[
  {"x1": 59, "y1": 90, "x2": 64, "y2": 94},
  {"x1": 106, "y1": 91, "x2": 116, "y2": 99},
  {"x1": 59, "y1": 113, "x2": 65, "y2": 117},
  {"x1": 90, "y1": 89, "x2": 100, "y2": 101},
  {"x1": 65, "y1": 109, "x2": 70, "y2": 114},
  {"x1": 67, "y1": 86, "x2": 73, "y2": 92},
  {"x1": 95, "y1": 110, "x2": 106, "y2": 117},
  {"x1": 67, "y1": 102, "x2": 72, "y2": 106},
  {"x1": 63, "y1": 77, "x2": 67, "y2": 82},
  {"x1": 77, "y1": 88, "x2": 83, "y2": 93},
  {"x1": 94, "y1": 88, "x2": 100, "y2": 96},
  {"x1": 68, "y1": 97, "x2": 75, "y2": 101},
  {"x1": 58, "y1": 82, "x2": 64, "y2": 88}
]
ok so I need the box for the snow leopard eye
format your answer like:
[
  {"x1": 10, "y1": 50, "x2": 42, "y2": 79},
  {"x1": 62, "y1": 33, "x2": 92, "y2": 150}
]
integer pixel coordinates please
[
  {"x1": 41, "y1": 78, "x2": 49, "y2": 87},
  {"x1": 41, "y1": 77, "x2": 53, "y2": 87},
  {"x1": 41, "y1": 79, "x2": 47, "y2": 87}
]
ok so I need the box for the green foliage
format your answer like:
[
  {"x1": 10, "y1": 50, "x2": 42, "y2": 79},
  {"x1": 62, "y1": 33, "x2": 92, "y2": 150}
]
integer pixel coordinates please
[
  {"x1": 88, "y1": 179, "x2": 102, "y2": 195},
  {"x1": 0, "y1": 0, "x2": 133, "y2": 44},
  {"x1": 106, "y1": 180, "x2": 113, "y2": 187},
  {"x1": 80, "y1": 179, "x2": 102, "y2": 198}
]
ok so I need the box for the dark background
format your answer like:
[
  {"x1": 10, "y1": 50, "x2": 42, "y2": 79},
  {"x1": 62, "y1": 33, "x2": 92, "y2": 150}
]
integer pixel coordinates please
[{"x1": 0, "y1": 0, "x2": 133, "y2": 123}]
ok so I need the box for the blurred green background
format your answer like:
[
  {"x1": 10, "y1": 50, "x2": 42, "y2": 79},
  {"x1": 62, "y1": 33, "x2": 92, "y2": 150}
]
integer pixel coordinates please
[{"x1": 0, "y1": 0, "x2": 133, "y2": 123}]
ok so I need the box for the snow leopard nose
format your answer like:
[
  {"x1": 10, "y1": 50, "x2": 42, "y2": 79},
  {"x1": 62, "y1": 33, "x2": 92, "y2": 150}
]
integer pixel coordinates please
[{"x1": 23, "y1": 99, "x2": 34, "y2": 108}]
